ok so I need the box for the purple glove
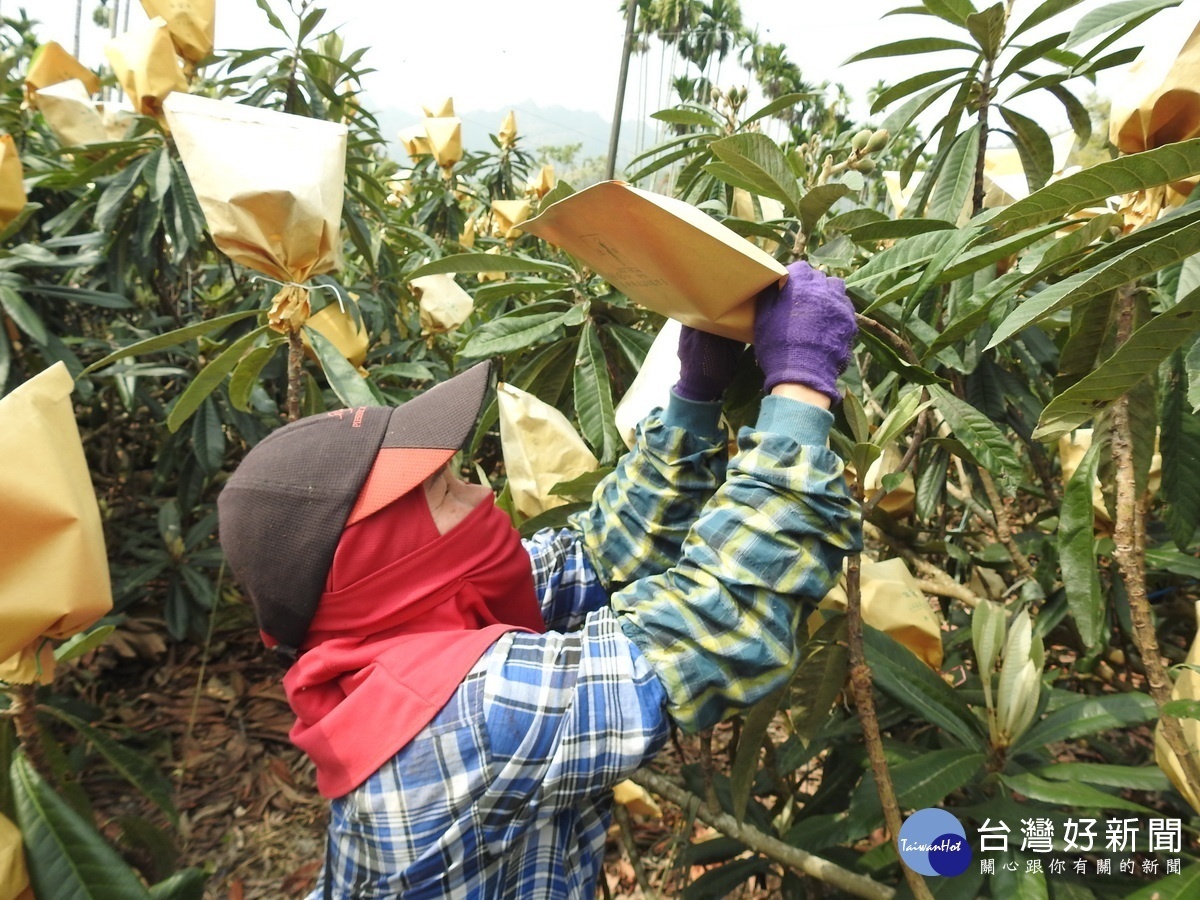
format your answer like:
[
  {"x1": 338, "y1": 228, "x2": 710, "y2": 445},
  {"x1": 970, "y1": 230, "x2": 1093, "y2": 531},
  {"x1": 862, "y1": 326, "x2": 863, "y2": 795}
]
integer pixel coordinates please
[
  {"x1": 674, "y1": 325, "x2": 745, "y2": 402},
  {"x1": 754, "y1": 261, "x2": 857, "y2": 402}
]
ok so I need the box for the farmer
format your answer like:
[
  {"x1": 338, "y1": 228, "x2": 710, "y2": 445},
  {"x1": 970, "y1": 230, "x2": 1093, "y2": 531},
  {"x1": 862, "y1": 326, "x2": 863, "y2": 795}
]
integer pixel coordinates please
[{"x1": 217, "y1": 260, "x2": 860, "y2": 898}]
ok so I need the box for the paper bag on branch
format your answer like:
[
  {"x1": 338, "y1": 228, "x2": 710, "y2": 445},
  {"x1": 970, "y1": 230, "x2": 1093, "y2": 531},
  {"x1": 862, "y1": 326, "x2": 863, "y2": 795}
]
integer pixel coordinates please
[
  {"x1": 35, "y1": 79, "x2": 135, "y2": 147},
  {"x1": 862, "y1": 444, "x2": 916, "y2": 518},
  {"x1": 140, "y1": 0, "x2": 216, "y2": 64},
  {"x1": 731, "y1": 188, "x2": 784, "y2": 252},
  {"x1": 303, "y1": 300, "x2": 369, "y2": 374},
  {"x1": 477, "y1": 245, "x2": 507, "y2": 283},
  {"x1": 498, "y1": 110, "x2": 518, "y2": 148},
  {"x1": 398, "y1": 125, "x2": 432, "y2": 160},
  {"x1": 0, "y1": 813, "x2": 32, "y2": 900},
  {"x1": 0, "y1": 363, "x2": 113, "y2": 683},
  {"x1": 0, "y1": 135, "x2": 27, "y2": 229},
  {"x1": 163, "y1": 93, "x2": 348, "y2": 332},
  {"x1": 105, "y1": 17, "x2": 188, "y2": 119},
  {"x1": 1155, "y1": 601, "x2": 1200, "y2": 814},
  {"x1": 527, "y1": 164, "x2": 555, "y2": 200},
  {"x1": 1059, "y1": 429, "x2": 1160, "y2": 530},
  {"x1": 24, "y1": 41, "x2": 100, "y2": 105},
  {"x1": 523, "y1": 181, "x2": 786, "y2": 342},
  {"x1": 813, "y1": 557, "x2": 943, "y2": 669},
  {"x1": 615, "y1": 318, "x2": 681, "y2": 450},
  {"x1": 411, "y1": 273, "x2": 474, "y2": 335},
  {"x1": 422, "y1": 98, "x2": 455, "y2": 118},
  {"x1": 424, "y1": 117, "x2": 463, "y2": 169},
  {"x1": 492, "y1": 199, "x2": 531, "y2": 239},
  {"x1": 498, "y1": 383, "x2": 599, "y2": 519}
]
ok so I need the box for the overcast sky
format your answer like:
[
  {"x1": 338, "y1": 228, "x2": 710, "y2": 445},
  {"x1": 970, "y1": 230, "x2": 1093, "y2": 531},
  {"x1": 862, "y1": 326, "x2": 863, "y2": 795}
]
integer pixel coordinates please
[{"x1": 26, "y1": 0, "x2": 1200, "y2": 139}]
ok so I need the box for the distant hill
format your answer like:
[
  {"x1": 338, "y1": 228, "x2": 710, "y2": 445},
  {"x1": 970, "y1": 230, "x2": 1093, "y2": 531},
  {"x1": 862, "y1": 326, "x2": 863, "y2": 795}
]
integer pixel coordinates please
[{"x1": 374, "y1": 100, "x2": 646, "y2": 174}]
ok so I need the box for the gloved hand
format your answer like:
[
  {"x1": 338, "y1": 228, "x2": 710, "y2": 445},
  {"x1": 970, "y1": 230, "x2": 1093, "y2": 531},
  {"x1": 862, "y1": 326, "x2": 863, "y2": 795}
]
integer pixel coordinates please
[
  {"x1": 674, "y1": 325, "x2": 745, "y2": 402},
  {"x1": 754, "y1": 260, "x2": 857, "y2": 402}
]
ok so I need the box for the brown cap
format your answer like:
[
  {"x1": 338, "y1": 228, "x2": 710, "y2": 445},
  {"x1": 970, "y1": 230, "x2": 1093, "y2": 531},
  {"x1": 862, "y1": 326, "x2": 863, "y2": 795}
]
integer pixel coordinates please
[{"x1": 217, "y1": 361, "x2": 493, "y2": 653}]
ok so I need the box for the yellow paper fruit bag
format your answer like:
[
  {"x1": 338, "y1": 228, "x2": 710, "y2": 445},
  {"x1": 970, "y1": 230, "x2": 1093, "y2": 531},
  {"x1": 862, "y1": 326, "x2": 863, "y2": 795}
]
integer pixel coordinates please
[
  {"x1": 422, "y1": 97, "x2": 455, "y2": 118},
  {"x1": 527, "y1": 164, "x2": 555, "y2": 200},
  {"x1": 105, "y1": 17, "x2": 188, "y2": 119},
  {"x1": 497, "y1": 383, "x2": 599, "y2": 519},
  {"x1": 397, "y1": 125, "x2": 433, "y2": 161},
  {"x1": 1155, "y1": 602, "x2": 1200, "y2": 814},
  {"x1": 0, "y1": 813, "x2": 32, "y2": 900},
  {"x1": 814, "y1": 557, "x2": 943, "y2": 669},
  {"x1": 302, "y1": 300, "x2": 369, "y2": 374},
  {"x1": 163, "y1": 93, "x2": 347, "y2": 331},
  {"x1": 140, "y1": 0, "x2": 216, "y2": 64},
  {"x1": 424, "y1": 117, "x2": 463, "y2": 169},
  {"x1": 0, "y1": 363, "x2": 113, "y2": 679},
  {"x1": 24, "y1": 41, "x2": 100, "y2": 105},
  {"x1": 491, "y1": 199, "x2": 531, "y2": 239},
  {"x1": 498, "y1": 110, "x2": 518, "y2": 148},
  {"x1": 34, "y1": 80, "x2": 136, "y2": 147},
  {"x1": 0, "y1": 135, "x2": 26, "y2": 229},
  {"x1": 614, "y1": 319, "x2": 681, "y2": 450},
  {"x1": 411, "y1": 273, "x2": 474, "y2": 336}
]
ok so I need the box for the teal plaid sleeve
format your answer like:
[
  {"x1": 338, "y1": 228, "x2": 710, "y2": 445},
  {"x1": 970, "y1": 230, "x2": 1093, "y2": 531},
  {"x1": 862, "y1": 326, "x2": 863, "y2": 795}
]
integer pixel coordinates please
[
  {"x1": 609, "y1": 394, "x2": 861, "y2": 733},
  {"x1": 566, "y1": 391, "x2": 728, "y2": 589}
]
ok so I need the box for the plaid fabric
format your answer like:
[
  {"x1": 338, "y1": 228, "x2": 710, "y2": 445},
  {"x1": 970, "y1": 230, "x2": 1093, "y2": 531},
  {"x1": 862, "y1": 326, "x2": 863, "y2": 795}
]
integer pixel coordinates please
[{"x1": 310, "y1": 394, "x2": 859, "y2": 898}]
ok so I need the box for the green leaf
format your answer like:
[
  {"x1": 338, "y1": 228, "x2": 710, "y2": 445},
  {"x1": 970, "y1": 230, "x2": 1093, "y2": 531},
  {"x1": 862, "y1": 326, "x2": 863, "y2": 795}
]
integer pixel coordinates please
[
  {"x1": 166, "y1": 325, "x2": 270, "y2": 432},
  {"x1": 743, "y1": 92, "x2": 817, "y2": 126},
  {"x1": 574, "y1": 320, "x2": 620, "y2": 463},
  {"x1": 997, "y1": 32, "x2": 1073, "y2": 85},
  {"x1": 1163, "y1": 351, "x2": 1200, "y2": 548},
  {"x1": 1046, "y1": 85, "x2": 1092, "y2": 143},
  {"x1": 873, "y1": 390, "x2": 932, "y2": 448},
  {"x1": 870, "y1": 68, "x2": 970, "y2": 115},
  {"x1": 1126, "y1": 864, "x2": 1200, "y2": 900},
  {"x1": 1147, "y1": 547, "x2": 1200, "y2": 578},
  {"x1": 849, "y1": 749, "x2": 984, "y2": 834},
  {"x1": 39, "y1": 708, "x2": 178, "y2": 825},
  {"x1": 924, "y1": 0, "x2": 979, "y2": 26},
  {"x1": 13, "y1": 752, "x2": 154, "y2": 900},
  {"x1": 148, "y1": 869, "x2": 207, "y2": 900},
  {"x1": 989, "y1": 225, "x2": 1200, "y2": 349},
  {"x1": 972, "y1": 599, "x2": 1006, "y2": 680},
  {"x1": 1014, "y1": 692, "x2": 1157, "y2": 752},
  {"x1": 788, "y1": 615, "x2": 850, "y2": 745},
  {"x1": 999, "y1": 772, "x2": 1155, "y2": 812},
  {"x1": 797, "y1": 183, "x2": 851, "y2": 235},
  {"x1": 651, "y1": 107, "x2": 722, "y2": 127},
  {"x1": 927, "y1": 385, "x2": 1023, "y2": 488},
  {"x1": 1064, "y1": 0, "x2": 1182, "y2": 49},
  {"x1": 936, "y1": 220, "x2": 1065, "y2": 284},
  {"x1": 707, "y1": 133, "x2": 804, "y2": 214},
  {"x1": 1188, "y1": 337, "x2": 1200, "y2": 412},
  {"x1": 1163, "y1": 699, "x2": 1200, "y2": 720},
  {"x1": 1058, "y1": 442, "x2": 1105, "y2": 647},
  {"x1": 1007, "y1": 0, "x2": 1088, "y2": 44},
  {"x1": 82, "y1": 310, "x2": 261, "y2": 375},
  {"x1": 880, "y1": 81, "x2": 961, "y2": 141},
  {"x1": 842, "y1": 392, "x2": 872, "y2": 444},
  {"x1": 730, "y1": 687, "x2": 785, "y2": 823},
  {"x1": 927, "y1": 124, "x2": 980, "y2": 224},
  {"x1": 406, "y1": 253, "x2": 572, "y2": 280},
  {"x1": 1034, "y1": 285, "x2": 1200, "y2": 440},
  {"x1": 997, "y1": 106, "x2": 1055, "y2": 193},
  {"x1": 460, "y1": 307, "x2": 571, "y2": 358},
  {"x1": 987, "y1": 138, "x2": 1200, "y2": 236},
  {"x1": 0, "y1": 285, "x2": 47, "y2": 344},
  {"x1": 1034, "y1": 761, "x2": 1171, "y2": 791},
  {"x1": 305, "y1": 327, "x2": 377, "y2": 409},
  {"x1": 848, "y1": 230, "x2": 957, "y2": 287},
  {"x1": 53, "y1": 626, "x2": 117, "y2": 663},
  {"x1": 190, "y1": 398, "x2": 224, "y2": 474},
  {"x1": 967, "y1": 3, "x2": 1006, "y2": 58},
  {"x1": 845, "y1": 37, "x2": 977, "y2": 63},
  {"x1": 845, "y1": 219, "x2": 956, "y2": 242},
  {"x1": 228, "y1": 343, "x2": 280, "y2": 412},
  {"x1": 864, "y1": 626, "x2": 984, "y2": 747}
]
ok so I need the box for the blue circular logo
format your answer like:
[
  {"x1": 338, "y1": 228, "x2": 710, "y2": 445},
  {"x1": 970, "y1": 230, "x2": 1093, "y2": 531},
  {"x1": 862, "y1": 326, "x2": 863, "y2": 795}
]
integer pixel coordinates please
[{"x1": 897, "y1": 808, "x2": 972, "y2": 877}]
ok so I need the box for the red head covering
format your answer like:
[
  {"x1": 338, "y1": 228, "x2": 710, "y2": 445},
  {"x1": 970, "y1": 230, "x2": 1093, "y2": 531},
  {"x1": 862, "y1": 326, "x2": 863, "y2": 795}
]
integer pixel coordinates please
[{"x1": 282, "y1": 485, "x2": 544, "y2": 798}]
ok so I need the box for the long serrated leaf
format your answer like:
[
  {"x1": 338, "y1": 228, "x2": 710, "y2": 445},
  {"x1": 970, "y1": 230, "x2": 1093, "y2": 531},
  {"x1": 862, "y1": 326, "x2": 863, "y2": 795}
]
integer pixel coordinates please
[
  {"x1": 797, "y1": 183, "x2": 851, "y2": 235},
  {"x1": 743, "y1": 92, "x2": 816, "y2": 126},
  {"x1": 928, "y1": 124, "x2": 981, "y2": 223},
  {"x1": 864, "y1": 626, "x2": 984, "y2": 746},
  {"x1": 999, "y1": 772, "x2": 1156, "y2": 812},
  {"x1": 1058, "y1": 441, "x2": 1105, "y2": 647},
  {"x1": 0, "y1": 285, "x2": 47, "y2": 344},
  {"x1": 967, "y1": 3, "x2": 1006, "y2": 58},
  {"x1": 730, "y1": 687, "x2": 785, "y2": 823},
  {"x1": 924, "y1": 0, "x2": 978, "y2": 26},
  {"x1": 1046, "y1": 85, "x2": 1092, "y2": 143},
  {"x1": 148, "y1": 869, "x2": 207, "y2": 900},
  {"x1": 990, "y1": 225, "x2": 1200, "y2": 348},
  {"x1": 1014, "y1": 692, "x2": 1157, "y2": 752},
  {"x1": 166, "y1": 325, "x2": 270, "y2": 432},
  {"x1": 848, "y1": 230, "x2": 957, "y2": 287},
  {"x1": 998, "y1": 106, "x2": 1055, "y2": 193},
  {"x1": 228, "y1": 343, "x2": 280, "y2": 412},
  {"x1": 574, "y1": 320, "x2": 620, "y2": 463},
  {"x1": 937, "y1": 220, "x2": 1064, "y2": 284},
  {"x1": 928, "y1": 385, "x2": 1024, "y2": 489},
  {"x1": 1035, "y1": 761, "x2": 1171, "y2": 791},
  {"x1": 988, "y1": 138, "x2": 1200, "y2": 235},
  {"x1": 407, "y1": 253, "x2": 572, "y2": 280},
  {"x1": 82, "y1": 310, "x2": 261, "y2": 375},
  {"x1": 847, "y1": 218, "x2": 955, "y2": 242},
  {"x1": 788, "y1": 617, "x2": 850, "y2": 745},
  {"x1": 13, "y1": 753, "x2": 154, "y2": 900},
  {"x1": 845, "y1": 37, "x2": 977, "y2": 63},
  {"x1": 848, "y1": 749, "x2": 985, "y2": 835},
  {"x1": 460, "y1": 308, "x2": 571, "y2": 358},
  {"x1": 707, "y1": 133, "x2": 804, "y2": 214},
  {"x1": 1034, "y1": 284, "x2": 1200, "y2": 439},
  {"x1": 871, "y1": 67, "x2": 970, "y2": 115},
  {"x1": 305, "y1": 327, "x2": 377, "y2": 409},
  {"x1": 651, "y1": 108, "x2": 722, "y2": 127},
  {"x1": 972, "y1": 600, "x2": 1006, "y2": 682},
  {"x1": 1007, "y1": 0, "x2": 1088, "y2": 44},
  {"x1": 1064, "y1": 0, "x2": 1182, "y2": 49}
]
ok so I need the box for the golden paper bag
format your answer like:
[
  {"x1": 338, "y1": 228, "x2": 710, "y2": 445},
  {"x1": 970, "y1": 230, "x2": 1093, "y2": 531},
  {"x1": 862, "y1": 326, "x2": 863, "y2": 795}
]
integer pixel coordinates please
[
  {"x1": 140, "y1": 0, "x2": 216, "y2": 64},
  {"x1": 0, "y1": 135, "x2": 26, "y2": 229},
  {"x1": 527, "y1": 164, "x2": 555, "y2": 200},
  {"x1": 862, "y1": 444, "x2": 916, "y2": 518},
  {"x1": 36, "y1": 81, "x2": 137, "y2": 148},
  {"x1": 163, "y1": 93, "x2": 348, "y2": 330},
  {"x1": 397, "y1": 125, "x2": 432, "y2": 160},
  {"x1": 24, "y1": 41, "x2": 100, "y2": 104},
  {"x1": 0, "y1": 813, "x2": 32, "y2": 900},
  {"x1": 459, "y1": 214, "x2": 478, "y2": 249},
  {"x1": 1111, "y1": 11, "x2": 1200, "y2": 154},
  {"x1": 499, "y1": 110, "x2": 518, "y2": 148},
  {"x1": 497, "y1": 382, "x2": 599, "y2": 519},
  {"x1": 0, "y1": 363, "x2": 113, "y2": 669},
  {"x1": 477, "y1": 246, "x2": 507, "y2": 283},
  {"x1": 105, "y1": 17, "x2": 188, "y2": 119},
  {"x1": 814, "y1": 557, "x2": 943, "y2": 669},
  {"x1": 614, "y1": 319, "x2": 681, "y2": 450},
  {"x1": 491, "y1": 199, "x2": 531, "y2": 239},
  {"x1": 1155, "y1": 602, "x2": 1200, "y2": 814},
  {"x1": 422, "y1": 97, "x2": 455, "y2": 118},
  {"x1": 731, "y1": 188, "x2": 784, "y2": 252},
  {"x1": 411, "y1": 273, "x2": 474, "y2": 335},
  {"x1": 1059, "y1": 429, "x2": 1161, "y2": 530},
  {"x1": 523, "y1": 181, "x2": 787, "y2": 342},
  {"x1": 424, "y1": 117, "x2": 463, "y2": 169}
]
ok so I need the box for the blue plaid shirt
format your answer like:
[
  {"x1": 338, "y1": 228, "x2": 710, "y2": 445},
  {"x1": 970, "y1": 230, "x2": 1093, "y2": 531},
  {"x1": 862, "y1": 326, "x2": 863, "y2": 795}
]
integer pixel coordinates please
[{"x1": 312, "y1": 393, "x2": 859, "y2": 898}]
